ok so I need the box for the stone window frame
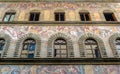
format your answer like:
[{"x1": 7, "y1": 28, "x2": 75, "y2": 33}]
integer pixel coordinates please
[
  {"x1": 99, "y1": 9, "x2": 119, "y2": 21},
  {"x1": 103, "y1": 10, "x2": 117, "y2": 21},
  {"x1": 1, "y1": 8, "x2": 20, "y2": 21},
  {"x1": 78, "y1": 33, "x2": 107, "y2": 58},
  {"x1": 79, "y1": 10, "x2": 91, "y2": 21},
  {"x1": 109, "y1": 33, "x2": 120, "y2": 58},
  {"x1": 75, "y1": 8, "x2": 94, "y2": 21},
  {"x1": 24, "y1": 9, "x2": 43, "y2": 21},
  {"x1": 3, "y1": 11, "x2": 16, "y2": 22},
  {"x1": 47, "y1": 33, "x2": 74, "y2": 58},
  {"x1": 14, "y1": 33, "x2": 41, "y2": 58},
  {"x1": 0, "y1": 33, "x2": 11, "y2": 58},
  {"x1": 50, "y1": 8, "x2": 69, "y2": 21}
]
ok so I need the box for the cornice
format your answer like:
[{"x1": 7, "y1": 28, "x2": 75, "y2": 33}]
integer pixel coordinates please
[
  {"x1": 0, "y1": 58, "x2": 120, "y2": 65},
  {"x1": 0, "y1": 0, "x2": 120, "y2": 2},
  {"x1": 0, "y1": 21, "x2": 120, "y2": 26}
]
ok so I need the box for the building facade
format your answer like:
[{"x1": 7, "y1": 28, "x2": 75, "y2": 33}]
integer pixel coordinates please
[{"x1": 0, "y1": 0, "x2": 120, "y2": 74}]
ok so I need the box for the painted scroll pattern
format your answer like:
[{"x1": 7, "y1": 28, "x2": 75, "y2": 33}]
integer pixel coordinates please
[
  {"x1": 0, "y1": 26, "x2": 119, "y2": 40},
  {"x1": 0, "y1": 65, "x2": 119, "y2": 74}
]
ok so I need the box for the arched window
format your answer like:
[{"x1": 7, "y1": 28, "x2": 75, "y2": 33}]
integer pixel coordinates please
[
  {"x1": 0, "y1": 39, "x2": 5, "y2": 57},
  {"x1": 115, "y1": 38, "x2": 120, "y2": 57},
  {"x1": 85, "y1": 38, "x2": 101, "y2": 58},
  {"x1": 54, "y1": 38, "x2": 67, "y2": 58},
  {"x1": 21, "y1": 39, "x2": 36, "y2": 58}
]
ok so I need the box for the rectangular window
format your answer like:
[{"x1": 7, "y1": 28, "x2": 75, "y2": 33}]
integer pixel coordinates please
[
  {"x1": 3, "y1": 12, "x2": 15, "y2": 22},
  {"x1": 104, "y1": 13, "x2": 116, "y2": 21},
  {"x1": 80, "y1": 13, "x2": 90, "y2": 21},
  {"x1": 29, "y1": 12, "x2": 40, "y2": 21},
  {"x1": 55, "y1": 12, "x2": 65, "y2": 21}
]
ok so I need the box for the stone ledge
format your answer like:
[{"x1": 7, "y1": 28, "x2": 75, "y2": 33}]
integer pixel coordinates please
[
  {"x1": 0, "y1": 0, "x2": 120, "y2": 2},
  {"x1": 0, "y1": 21, "x2": 120, "y2": 26},
  {"x1": 0, "y1": 58, "x2": 120, "y2": 65}
]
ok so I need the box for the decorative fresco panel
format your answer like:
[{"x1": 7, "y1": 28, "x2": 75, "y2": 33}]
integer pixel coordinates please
[
  {"x1": 0, "y1": 2, "x2": 120, "y2": 21},
  {"x1": 0, "y1": 2, "x2": 119, "y2": 10},
  {"x1": 0, "y1": 65, "x2": 119, "y2": 74},
  {"x1": 0, "y1": 26, "x2": 119, "y2": 40}
]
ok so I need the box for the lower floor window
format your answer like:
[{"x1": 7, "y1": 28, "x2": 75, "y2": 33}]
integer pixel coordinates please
[
  {"x1": 115, "y1": 38, "x2": 120, "y2": 56},
  {"x1": 21, "y1": 39, "x2": 36, "y2": 58},
  {"x1": 85, "y1": 39, "x2": 101, "y2": 58},
  {"x1": 54, "y1": 38, "x2": 67, "y2": 58}
]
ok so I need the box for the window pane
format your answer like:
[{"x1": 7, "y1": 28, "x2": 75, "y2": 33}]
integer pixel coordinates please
[
  {"x1": 3, "y1": 14, "x2": 10, "y2": 22},
  {"x1": 61, "y1": 50, "x2": 67, "y2": 54},
  {"x1": 9, "y1": 14, "x2": 15, "y2": 21},
  {"x1": 61, "y1": 45, "x2": 66, "y2": 49},
  {"x1": 3, "y1": 13, "x2": 15, "y2": 22},
  {"x1": 55, "y1": 13, "x2": 59, "y2": 21},
  {"x1": 35, "y1": 13, "x2": 40, "y2": 21},
  {"x1": 115, "y1": 39, "x2": 120, "y2": 56},
  {"x1": 80, "y1": 14, "x2": 85, "y2": 21},
  {"x1": 29, "y1": 13, "x2": 34, "y2": 21},
  {"x1": 54, "y1": 45, "x2": 60, "y2": 49},
  {"x1": 28, "y1": 53, "x2": 34, "y2": 58},
  {"x1": 0, "y1": 39, "x2": 5, "y2": 51},
  {"x1": 60, "y1": 13, "x2": 65, "y2": 21},
  {"x1": 85, "y1": 14, "x2": 90, "y2": 21},
  {"x1": 23, "y1": 44, "x2": 28, "y2": 50},
  {"x1": 29, "y1": 43, "x2": 35, "y2": 51}
]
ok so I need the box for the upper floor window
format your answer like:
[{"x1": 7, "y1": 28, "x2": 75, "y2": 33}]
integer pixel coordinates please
[
  {"x1": 0, "y1": 39, "x2": 5, "y2": 57},
  {"x1": 115, "y1": 38, "x2": 120, "y2": 57},
  {"x1": 104, "y1": 12, "x2": 117, "y2": 21},
  {"x1": 21, "y1": 39, "x2": 36, "y2": 58},
  {"x1": 29, "y1": 12, "x2": 40, "y2": 21},
  {"x1": 54, "y1": 38, "x2": 67, "y2": 58},
  {"x1": 3, "y1": 12, "x2": 15, "y2": 22},
  {"x1": 79, "y1": 12, "x2": 90, "y2": 21},
  {"x1": 55, "y1": 12, "x2": 65, "y2": 21},
  {"x1": 85, "y1": 38, "x2": 101, "y2": 58}
]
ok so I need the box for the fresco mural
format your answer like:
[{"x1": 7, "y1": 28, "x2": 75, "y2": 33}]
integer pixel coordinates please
[
  {"x1": 0, "y1": 2, "x2": 120, "y2": 21},
  {"x1": 0, "y1": 65, "x2": 119, "y2": 74},
  {"x1": 0, "y1": 2, "x2": 120, "y2": 10},
  {"x1": 0, "y1": 26, "x2": 119, "y2": 40}
]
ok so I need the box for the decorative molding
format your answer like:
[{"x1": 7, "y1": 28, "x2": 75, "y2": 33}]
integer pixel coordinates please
[
  {"x1": 0, "y1": 0, "x2": 120, "y2": 2},
  {"x1": 78, "y1": 33, "x2": 107, "y2": 58},
  {"x1": 47, "y1": 33, "x2": 74, "y2": 57},
  {"x1": 0, "y1": 21, "x2": 120, "y2": 26},
  {"x1": 109, "y1": 33, "x2": 120, "y2": 58},
  {"x1": 0, "y1": 58, "x2": 120, "y2": 65},
  {"x1": 14, "y1": 33, "x2": 41, "y2": 58},
  {"x1": 0, "y1": 33, "x2": 11, "y2": 58}
]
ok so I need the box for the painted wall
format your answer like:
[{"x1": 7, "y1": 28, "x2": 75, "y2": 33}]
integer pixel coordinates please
[
  {"x1": 0, "y1": 2, "x2": 120, "y2": 74},
  {"x1": 0, "y1": 65, "x2": 119, "y2": 74}
]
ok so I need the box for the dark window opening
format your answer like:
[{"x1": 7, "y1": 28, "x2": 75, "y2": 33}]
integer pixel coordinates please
[
  {"x1": 80, "y1": 13, "x2": 90, "y2": 21},
  {"x1": 55, "y1": 12, "x2": 65, "y2": 21},
  {"x1": 29, "y1": 12, "x2": 40, "y2": 21},
  {"x1": 104, "y1": 13, "x2": 116, "y2": 21},
  {"x1": 3, "y1": 12, "x2": 15, "y2": 22}
]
